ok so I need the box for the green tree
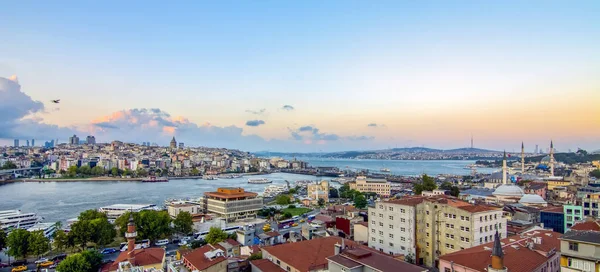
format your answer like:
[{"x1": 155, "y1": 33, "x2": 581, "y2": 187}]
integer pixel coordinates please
[
  {"x1": 413, "y1": 174, "x2": 437, "y2": 195},
  {"x1": 0, "y1": 161, "x2": 17, "y2": 169},
  {"x1": 79, "y1": 165, "x2": 92, "y2": 175},
  {"x1": 191, "y1": 167, "x2": 200, "y2": 176},
  {"x1": 338, "y1": 183, "x2": 350, "y2": 198},
  {"x1": 70, "y1": 220, "x2": 94, "y2": 250},
  {"x1": 53, "y1": 230, "x2": 70, "y2": 252},
  {"x1": 281, "y1": 212, "x2": 293, "y2": 220},
  {"x1": 248, "y1": 252, "x2": 262, "y2": 260},
  {"x1": 329, "y1": 187, "x2": 339, "y2": 198},
  {"x1": 91, "y1": 166, "x2": 105, "y2": 176},
  {"x1": 115, "y1": 210, "x2": 171, "y2": 241},
  {"x1": 591, "y1": 169, "x2": 600, "y2": 179},
  {"x1": 91, "y1": 217, "x2": 117, "y2": 247},
  {"x1": 353, "y1": 194, "x2": 367, "y2": 209},
  {"x1": 317, "y1": 198, "x2": 326, "y2": 207},
  {"x1": 57, "y1": 250, "x2": 103, "y2": 272},
  {"x1": 6, "y1": 229, "x2": 30, "y2": 259},
  {"x1": 123, "y1": 168, "x2": 133, "y2": 176},
  {"x1": 288, "y1": 188, "x2": 297, "y2": 194},
  {"x1": 67, "y1": 165, "x2": 78, "y2": 177},
  {"x1": 173, "y1": 211, "x2": 193, "y2": 235},
  {"x1": 275, "y1": 194, "x2": 291, "y2": 205},
  {"x1": 190, "y1": 240, "x2": 206, "y2": 249},
  {"x1": 0, "y1": 228, "x2": 6, "y2": 250},
  {"x1": 449, "y1": 186, "x2": 461, "y2": 197},
  {"x1": 439, "y1": 181, "x2": 453, "y2": 190},
  {"x1": 79, "y1": 209, "x2": 106, "y2": 221},
  {"x1": 136, "y1": 168, "x2": 147, "y2": 177},
  {"x1": 70, "y1": 210, "x2": 115, "y2": 250},
  {"x1": 227, "y1": 232, "x2": 237, "y2": 240},
  {"x1": 28, "y1": 230, "x2": 50, "y2": 258},
  {"x1": 111, "y1": 167, "x2": 120, "y2": 176},
  {"x1": 204, "y1": 227, "x2": 228, "y2": 245}
]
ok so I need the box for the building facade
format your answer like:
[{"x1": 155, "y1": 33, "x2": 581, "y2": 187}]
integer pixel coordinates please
[
  {"x1": 540, "y1": 206, "x2": 565, "y2": 233},
  {"x1": 350, "y1": 176, "x2": 391, "y2": 197},
  {"x1": 203, "y1": 187, "x2": 263, "y2": 222},
  {"x1": 564, "y1": 205, "x2": 584, "y2": 232},
  {"x1": 307, "y1": 180, "x2": 329, "y2": 205},
  {"x1": 560, "y1": 228, "x2": 600, "y2": 272}
]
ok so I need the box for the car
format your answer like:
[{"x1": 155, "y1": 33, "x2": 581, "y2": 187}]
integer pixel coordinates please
[
  {"x1": 38, "y1": 261, "x2": 54, "y2": 267},
  {"x1": 101, "y1": 248, "x2": 117, "y2": 254},
  {"x1": 282, "y1": 225, "x2": 290, "y2": 229},
  {"x1": 178, "y1": 240, "x2": 188, "y2": 246},
  {"x1": 155, "y1": 239, "x2": 169, "y2": 246},
  {"x1": 49, "y1": 263, "x2": 59, "y2": 269},
  {"x1": 11, "y1": 266, "x2": 27, "y2": 272},
  {"x1": 0, "y1": 263, "x2": 10, "y2": 268},
  {"x1": 34, "y1": 258, "x2": 49, "y2": 264},
  {"x1": 51, "y1": 253, "x2": 67, "y2": 262},
  {"x1": 292, "y1": 223, "x2": 298, "y2": 227},
  {"x1": 11, "y1": 260, "x2": 28, "y2": 266}
]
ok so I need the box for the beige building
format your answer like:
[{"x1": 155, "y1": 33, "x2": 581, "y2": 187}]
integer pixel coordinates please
[
  {"x1": 349, "y1": 176, "x2": 391, "y2": 197},
  {"x1": 353, "y1": 221, "x2": 369, "y2": 243},
  {"x1": 415, "y1": 195, "x2": 506, "y2": 267},
  {"x1": 166, "y1": 201, "x2": 203, "y2": 218},
  {"x1": 203, "y1": 187, "x2": 263, "y2": 222},
  {"x1": 307, "y1": 180, "x2": 329, "y2": 205},
  {"x1": 560, "y1": 220, "x2": 600, "y2": 272}
]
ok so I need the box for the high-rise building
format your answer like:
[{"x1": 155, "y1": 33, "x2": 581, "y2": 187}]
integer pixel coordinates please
[
  {"x1": 86, "y1": 135, "x2": 96, "y2": 145},
  {"x1": 13, "y1": 139, "x2": 19, "y2": 147},
  {"x1": 26, "y1": 140, "x2": 30, "y2": 147},
  {"x1": 44, "y1": 140, "x2": 55, "y2": 148},
  {"x1": 535, "y1": 144, "x2": 539, "y2": 154},
  {"x1": 69, "y1": 135, "x2": 80, "y2": 145},
  {"x1": 31, "y1": 139, "x2": 35, "y2": 147},
  {"x1": 178, "y1": 142, "x2": 184, "y2": 148}
]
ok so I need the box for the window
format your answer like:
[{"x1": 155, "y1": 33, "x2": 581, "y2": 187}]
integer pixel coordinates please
[
  {"x1": 401, "y1": 237, "x2": 406, "y2": 241},
  {"x1": 480, "y1": 227, "x2": 483, "y2": 232},
  {"x1": 372, "y1": 229, "x2": 375, "y2": 233},
  {"x1": 566, "y1": 209, "x2": 573, "y2": 214},
  {"x1": 453, "y1": 214, "x2": 456, "y2": 219},
  {"x1": 480, "y1": 216, "x2": 482, "y2": 222},
  {"x1": 426, "y1": 211, "x2": 430, "y2": 215},
  {"x1": 465, "y1": 227, "x2": 470, "y2": 232},
  {"x1": 379, "y1": 213, "x2": 383, "y2": 218},
  {"x1": 461, "y1": 226, "x2": 465, "y2": 231},
  {"x1": 389, "y1": 242, "x2": 394, "y2": 247},
  {"x1": 401, "y1": 218, "x2": 406, "y2": 223},
  {"x1": 379, "y1": 205, "x2": 383, "y2": 209},
  {"x1": 287, "y1": 267, "x2": 291, "y2": 272},
  {"x1": 389, "y1": 233, "x2": 394, "y2": 238},
  {"x1": 371, "y1": 220, "x2": 375, "y2": 225},
  {"x1": 426, "y1": 223, "x2": 430, "y2": 228},
  {"x1": 426, "y1": 242, "x2": 430, "y2": 247},
  {"x1": 379, "y1": 239, "x2": 383, "y2": 244},
  {"x1": 460, "y1": 216, "x2": 465, "y2": 220},
  {"x1": 276, "y1": 260, "x2": 281, "y2": 265},
  {"x1": 460, "y1": 236, "x2": 465, "y2": 241},
  {"x1": 379, "y1": 231, "x2": 383, "y2": 235},
  {"x1": 427, "y1": 232, "x2": 430, "y2": 237},
  {"x1": 372, "y1": 237, "x2": 376, "y2": 241},
  {"x1": 389, "y1": 215, "x2": 394, "y2": 220},
  {"x1": 569, "y1": 242, "x2": 579, "y2": 251},
  {"x1": 401, "y1": 246, "x2": 406, "y2": 250},
  {"x1": 465, "y1": 238, "x2": 470, "y2": 242},
  {"x1": 400, "y1": 227, "x2": 406, "y2": 232},
  {"x1": 401, "y1": 208, "x2": 405, "y2": 213},
  {"x1": 389, "y1": 207, "x2": 394, "y2": 211},
  {"x1": 389, "y1": 224, "x2": 394, "y2": 229},
  {"x1": 445, "y1": 268, "x2": 451, "y2": 272},
  {"x1": 371, "y1": 212, "x2": 375, "y2": 216},
  {"x1": 465, "y1": 216, "x2": 469, "y2": 221},
  {"x1": 379, "y1": 222, "x2": 383, "y2": 227}
]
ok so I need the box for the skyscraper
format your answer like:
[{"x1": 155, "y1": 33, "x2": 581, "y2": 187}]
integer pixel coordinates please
[
  {"x1": 86, "y1": 135, "x2": 96, "y2": 145},
  {"x1": 69, "y1": 135, "x2": 80, "y2": 145},
  {"x1": 13, "y1": 139, "x2": 19, "y2": 147},
  {"x1": 26, "y1": 140, "x2": 30, "y2": 147},
  {"x1": 31, "y1": 139, "x2": 35, "y2": 147}
]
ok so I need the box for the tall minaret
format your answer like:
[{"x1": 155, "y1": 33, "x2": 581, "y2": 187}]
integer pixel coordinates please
[
  {"x1": 550, "y1": 140, "x2": 555, "y2": 177},
  {"x1": 502, "y1": 150, "x2": 507, "y2": 185},
  {"x1": 521, "y1": 142, "x2": 525, "y2": 174},
  {"x1": 488, "y1": 231, "x2": 507, "y2": 272},
  {"x1": 125, "y1": 213, "x2": 138, "y2": 260}
]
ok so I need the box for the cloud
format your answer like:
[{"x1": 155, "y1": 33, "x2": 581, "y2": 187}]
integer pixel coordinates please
[
  {"x1": 367, "y1": 123, "x2": 385, "y2": 128},
  {"x1": 245, "y1": 120, "x2": 265, "y2": 127},
  {"x1": 289, "y1": 125, "x2": 339, "y2": 142},
  {"x1": 282, "y1": 105, "x2": 294, "y2": 111},
  {"x1": 298, "y1": 126, "x2": 315, "y2": 132},
  {"x1": 245, "y1": 108, "x2": 266, "y2": 115},
  {"x1": 0, "y1": 76, "x2": 78, "y2": 139},
  {"x1": 347, "y1": 135, "x2": 375, "y2": 141}
]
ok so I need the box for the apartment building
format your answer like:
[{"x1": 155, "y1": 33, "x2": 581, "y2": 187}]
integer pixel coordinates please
[
  {"x1": 415, "y1": 196, "x2": 506, "y2": 267},
  {"x1": 166, "y1": 201, "x2": 203, "y2": 218},
  {"x1": 564, "y1": 204, "x2": 583, "y2": 231},
  {"x1": 560, "y1": 219, "x2": 600, "y2": 272},
  {"x1": 349, "y1": 176, "x2": 391, "y2": 197},
  {"x1": 368, "y1": 196, "x2": 424, "y2": 258},
  {"x1": 203, "y1": 187, "x2": 263, "y2": 222},
  {"x1": 307, "y1": 180, "x2": 329, "y2": 204}
]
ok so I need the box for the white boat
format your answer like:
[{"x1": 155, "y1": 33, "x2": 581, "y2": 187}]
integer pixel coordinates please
[
  {"x1": 203, "y1": 175, "x2": 218, "y2": 180},
  {"x1": 27, "y1": 222, "x2": 57, "y2": 238},
  {"x1": 98, "y1": 204, "x2": 157, "y2": 222},
  {"x1": 0, "y1": 210, "x2": 43, "y2": 231},
  {"x1": 142, "y1": 176, "x2": 168, "y2": 182},
  {"x1": 262, "y1": 185, "x2": 287, "y2": 197},
  {"x1": 380, "y1": 168, "x2": 391, "y2": 172},
  {"x1": 248, "y1": 178, "x2": 272, "y2": 184}
]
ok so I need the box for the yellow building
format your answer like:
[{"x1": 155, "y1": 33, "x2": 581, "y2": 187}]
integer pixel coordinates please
[
  {"x1": 349, "y1": 176, "x2": 391, "y2": 197},
  {"x1": 592, "y1": 160, "x2": 600, "y2": 168},
  {"x1": 307, "y1": 180, "x2": 329, "y2": 204},
  {"x1": 548, "y1": 180, "x2": 571, "y2": 190}
]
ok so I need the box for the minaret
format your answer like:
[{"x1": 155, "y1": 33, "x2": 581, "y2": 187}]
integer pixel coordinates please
[
  {"x1": 521, "y1": 142, "x2": 525, "y2": 174},
  {"x1": 549, "y1": 140, "x2": 555, "y2": 177},
  {"x1": 488, "y1": 231, "x2": 507, "y2": 272},
  {"x1": 125, "y1": 213, "x2": 137, "y2": 260},
  {"x1": 502, "y1": 151, "x2": 507, "y2": 185}
]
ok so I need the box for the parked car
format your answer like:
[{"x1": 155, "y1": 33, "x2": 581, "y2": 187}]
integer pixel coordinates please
[
  {"x1": 101, "y1": 248, "x2": 118, "y2": 254},
  {"x1": 51, "y1": 254, "x2": 67, "y2": 262},
  {"x1": 155, "y1": 239, "x2": 169, "y2": 246},
  {"x1": 178, "y1": 240, "x2": 188, "y2": 246},
  {"x1": 0, "y1": 263, "x2": 10, "y2": 268},
  {"x1": 38, "y1": 261, "x2": 54, "y2": 267},
  {"x1": 11, "y1": 260, "x2": 28, "y2": 266},
  {"x1": 11, "y1": 265, "x2": 27, "y2": 272},
  {"x1": 34, "y1": 258, "x2": 49, "y2": 264}
]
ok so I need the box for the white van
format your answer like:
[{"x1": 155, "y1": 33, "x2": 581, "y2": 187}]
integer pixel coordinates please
[{"x1": 155, "y1": 239, "x2": 169, "y2": 246}]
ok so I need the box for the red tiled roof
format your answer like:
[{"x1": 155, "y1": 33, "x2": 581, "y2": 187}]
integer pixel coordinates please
[
  {"x1": 262, "y1": 237, "x2": 357, "y2": 272},
  {"x1": 250, "y1": 259, "x2": 286, "y2": 272},
  {"x1": 570, "y1": 220, "x2": 600, "y2": 231},
  {"x1": 541, "y1": 206, "x2": 564, "y2": 213},
  {"x1": 226, "y1": 238, "x2": 241, "y2": 246},
  {"x1": 106, "y1": 248, "x2": 165, "y2": 271},
  {"x1": 385, "y1": 196, "x2": 425, "y2": 206},
  {"x1": 183, "y1": 244, "x2": 227, "y2": 271},
  {"x1": 264, "y1": 231, "x2": 281, "y2": 238},
  {"x1": 331, "y1": 248, "x2": 425, "y2": 272},
  {"x1": 315, "y1": 215, "x2": 335, "y2": 223},
  {"x1": 439, "y1": 229, "x2": 561, "y2": 272}
]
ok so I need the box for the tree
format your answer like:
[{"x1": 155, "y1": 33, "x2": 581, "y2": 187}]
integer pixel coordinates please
[
  {"x1": 57, "y1": 250, "x2": 103, "y2": 272},
  {"x1": 79, "y1": 209, "x2": 106, "y2": 221},
  {"x1": 0, "y1": 228, "x2": 6, "y2": 250},
  {"x1": 288, "y1": 188, "x2": 297, "y2": 194},
  {"x1": 111, "y1": 167, "x2": 119, "y2": 176},
  {"x1": 281, "y1": 212, "x2": 293, "y2": 220},
  {"x1": 67, "y1": 165, "x2": 78, "y2": 177},
  {"x1": 173, "y1": 211, "x2": 193, "y2": 235},
  {"x1": 190, "y1": 240, "x2": 206, "y2": 249},
  {"x1": 413, "y1": 174, "x2": 437, "y2": 195},
  {"x1": 329, "y1": 187, "x2": 339, "y2": 198},
  {"x1": 91, "y1": 166, "x2": 105, "y2": 176},
  {"x1": 317, "y1": 198, "x2": 326, "y2": 207},
  {"x1": 53, "y1": 230, "x2": 70, "y2": 252},
  {"x1": 338, "y1": 183, "x2": 350, "y2": 198},
  {"x1": 275, "y1": 194, "x2": 291, "y2": 205},
  {"x1": 115, "y1": 210, "x2": 171, "y2": 241},
  {"x1": 123, "y1": 168, "x2": 133, "y2": 176},
  {"x1": 591, "y1": 169, "x2": 600, "y2": 179},
  {"x1": 204, "y1": 227, "x2": 227, "y2": 245},
  {"x1": 353, "y1": 194, "x2": 367, "y2": 209},
  {"x1": 6, "y1": 229, "x2": 30, "y2": 259},
  {"x1": 0, "y1": 161, "x2": 17, "y2": 170},
  {"x1": 227, "y1": 232, "x2": 237, "y2": 240},
  {"x1": 248, "y1": 252, "x2": 262, "y2": 260},
  {"x1": 70, "y1": 210, "x2": 115, "y2": 250},
  {"x1": 28, "y1": 230, "x2": 50, "y2": 258},
  {"x1": 79, "y1": 165, "x2": 92, "y2": 175},
  {"x1": 136, "y1": 168, "x2": 147, "y2": 177},
  {"x1": 449, "y1": 186, "x2": 460, "y2": 197},
  {"x1": 191, "y1": 167, "x2": 200, "y2": 176},
  {"x1": 439, "y1": 181, "x2": 453, "y2": 190}
]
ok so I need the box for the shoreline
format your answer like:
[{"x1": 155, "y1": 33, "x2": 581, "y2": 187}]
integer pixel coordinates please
[{"x1": 18, "y1": 173, "x2": 269, "y2": 183}]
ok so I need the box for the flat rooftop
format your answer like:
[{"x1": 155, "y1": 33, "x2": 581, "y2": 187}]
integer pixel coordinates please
[{"x1": 99, "y1": 204, "x2": 156, "y2": 210}]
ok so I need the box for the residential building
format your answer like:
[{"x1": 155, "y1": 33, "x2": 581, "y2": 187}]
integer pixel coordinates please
[
  {"x1": 203, "y1": 187, "x2": 263, "y2": 222},
  {"x1": 327, "y1": 244, "x2": 426, "y2": 272},
  {"x1": 166, "y1": 201, "x2": 203, "y2": 218},
  {"x1": 525, "y1": 182, "x2": 547, "y2": 200},
  {"x1": 564, "y1": 205, "x2": 583, "y2": 231},
  {"x1": 439, "y1": 229, "x2": 561, "y2": 272},
  {"x1": 560, "y1": 220, "x2": 600, "y2": 272},
  {"x1": 368, "y1": 196, "x2": 424, "y2": 257},
  {"x1": 250, "y1": 259, "x2": 285, "y2": 272},
  {"x1": 353, "y1": 221, "x2": 368, "y2": 243},
  {"x1": 577, "y1": 192, "x2": 600, "y2": 217},
  {"x1": 181, "y1": 244, "x2": 228, "y2": 272},
  {"x1": 349, "y1": 176, "x2": 391, "y2": 197},
  {"x1": 415, "y1": 196, "x2": 506, "y2": 267},
  {"x1": 86, "y1": 135, "x2": 96, "y2": 145},
  {"x1": 13, "y1": 139, "x2": 19, "y2": 147},
  {"x1": 307, "y1": 180, "x2": 329, "y2": 205},
  {"x1": 69, "y1": 134, "x2": 80, "y2": 145},
  {"x1": 540, "y1": 206, "x2": 565, "y2": 233}
]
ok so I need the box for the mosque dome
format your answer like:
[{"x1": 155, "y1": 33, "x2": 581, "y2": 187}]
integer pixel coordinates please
[
  {"x1": 492, "y1": 184, "x2": 525, "y2": 197},
  {"x1": 540, "y1": 155, "x2": 558, "y2": 165},
  {"x1": 519, "y1": 194, "x2": 547, "y2": 205}
]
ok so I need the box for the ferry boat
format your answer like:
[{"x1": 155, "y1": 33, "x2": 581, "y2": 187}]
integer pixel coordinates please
[
  {"x1": 203, "y1": 175, "x2": 218, "y2": 180},
  {"x1": 380, "y1": 168, "x2": 391, "y2": 172},
  {"x1": 0, "y1": 210, "x2": 43, "y2": 231},
  {"x1": 98, "y1": 204, "x2": 158, "y2": 223},
  {"x1": 248, "y1": 178, "x2": 272, "y2": 184},
  {"x1": 262, "y1": 185, "x2": 287, "y2": 197},
  {"x1": 142, "y1": 176, "x2": 169, "y2": 182}
]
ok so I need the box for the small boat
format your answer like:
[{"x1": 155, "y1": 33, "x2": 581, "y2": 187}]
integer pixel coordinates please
[
  {"x1": 248, "y1": 178, "x2": 272, "y2": 184},
  {"x1": 203, "y1": 175, "x2": 218, "y2": 180},
  {"x1": 380, "y1": 168, "x2": 391, "y2": 172},
  {"x1": 142, "y1": 176, "x2": 168, "y2": 182}
]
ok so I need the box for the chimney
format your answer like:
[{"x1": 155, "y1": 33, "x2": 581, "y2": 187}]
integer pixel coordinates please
[{"x1": 334, "y1": 243, "x2": 341, "y2": 255}]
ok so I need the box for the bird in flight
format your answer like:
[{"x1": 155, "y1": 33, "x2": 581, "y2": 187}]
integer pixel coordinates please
[{"x1": 51, "y1": 99, "x2": 60, "y2": 104}]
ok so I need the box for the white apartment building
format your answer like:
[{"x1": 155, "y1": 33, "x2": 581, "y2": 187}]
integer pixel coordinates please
[
  {"x1": 350, "y1": 176, "x2": 391, "y2": 197},
  {"x1": 368, "y1": 197, "x2": 425, "y2": 256}
]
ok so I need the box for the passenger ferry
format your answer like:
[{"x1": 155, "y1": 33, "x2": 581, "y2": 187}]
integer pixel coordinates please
[
  {"x1": 262, "y1": 185, "x2": 287, "y2": 197},
  {"x1": 142, "y1": 176, "x2": 168, "y2": 182},
  {"x1": 27, "y1": 222, "x2": 57, "y2": 238},
  {"x1": 98, "y1": 204, "x2": 158, "y2": 223},
  {"x1": 0, "y1": 210, "x2": 43, "y2": 231},
  {"x1": 248, "y1": 178, "x2": 272, "y2": 184}
]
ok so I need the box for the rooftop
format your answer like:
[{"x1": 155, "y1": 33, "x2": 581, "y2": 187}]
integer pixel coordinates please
[
  {"x1": 570, "y1": 220, "x2": 600, "y2": 231},
  {"x1": 328, "y1": 248, "x2": 425, "y2": 272},
  {"x1": 105, "y1": 248, "x2": 165, "y2": 271},
  {"x1": 182, "y1": 244, "x2": 227, "y2": 271},
  {"x1": 439, "y1": 229, "x2": 560, "y2": 272},
  {"x1": 384, "y1": 196, "x2": 426, "y2": 206},
  {"x1": 250, "y1": 259, "x2": 286, "y2": 272}
]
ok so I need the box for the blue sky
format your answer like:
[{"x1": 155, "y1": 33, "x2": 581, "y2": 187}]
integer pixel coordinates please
[{"x1": 1, "y1": 1, "x2": 599, "y2": 151}]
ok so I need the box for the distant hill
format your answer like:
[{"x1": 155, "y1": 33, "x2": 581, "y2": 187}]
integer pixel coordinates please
[
  {"x1": 253, "y1": 146, "x2": 500, "y2": 158},
  {"x1": 444, "y1": 147, "x2": 498, "y2": 153},
  {"x1": 526, "y1": 152, "x2": 600, "y2": 164}
]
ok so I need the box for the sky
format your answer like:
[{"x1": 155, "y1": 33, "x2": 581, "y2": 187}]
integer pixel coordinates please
[{"x1": 1, "y1": 0, "x2": 599, "y2": 152}]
